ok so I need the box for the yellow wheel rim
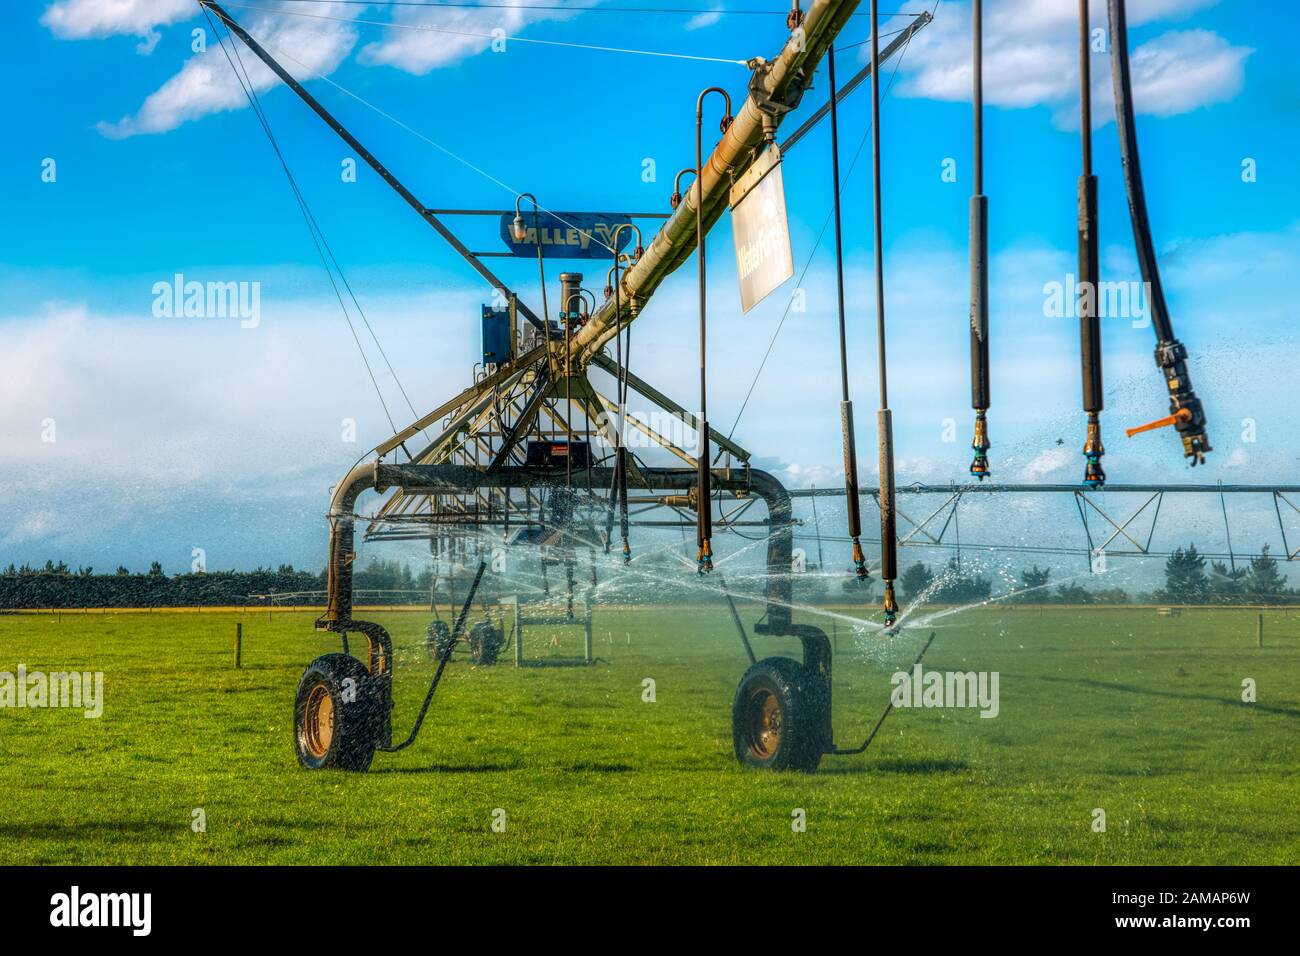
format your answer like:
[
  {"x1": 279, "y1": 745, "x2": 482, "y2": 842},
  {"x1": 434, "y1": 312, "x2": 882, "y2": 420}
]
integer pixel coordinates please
[
  {"x1": 303, "y1": 683, "x2": 334, "y2": 758},
  {"x1": 744, "y1": 688, "x2": 782, "y2": 759}
]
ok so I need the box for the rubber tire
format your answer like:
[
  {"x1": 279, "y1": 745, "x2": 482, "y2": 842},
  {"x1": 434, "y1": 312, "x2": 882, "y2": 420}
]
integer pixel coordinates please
[
  {"x1": 469, "y1": 622, "x2": 501, "y2": 666},
  {"x1": 732, "y1": 657, "x2": 827, "y2": 772},
  {"x1": 426, "y1": 620, "x2": 452, "y2": 662},
  {"x1": 294, "y1": 653, "x2": 381, "y2": 772}
]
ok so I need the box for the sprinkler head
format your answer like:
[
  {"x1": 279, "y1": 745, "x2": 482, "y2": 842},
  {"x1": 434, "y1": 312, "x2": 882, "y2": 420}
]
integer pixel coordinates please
[
  {"x1": 969, "y1": 412, "x2": 990, "y2": 480},
  {"x1": 1082, "y1": 455, "x2": 1106, "y2": 489},
  {"x1": 882, "y1": 581, "x2": 899, "y2": 627},
  {"x1": 697, "y1": 540, "x2": 713, "y2": 576},
  {"x1": 852, "y1": 538, "x2": 870, "y2": 581},
  {"x1": 1082, "y1": 416, "x2": 1106, "y2": 488},
  {"x1": 1154, "y1": 339, "x2": 1212, "y2": 465}
]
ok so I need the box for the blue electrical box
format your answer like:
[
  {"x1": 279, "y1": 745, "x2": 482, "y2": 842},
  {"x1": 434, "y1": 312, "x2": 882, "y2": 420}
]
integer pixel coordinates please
[{"x1": 481, "y1": 306, "x2": 511, "y2": 367}]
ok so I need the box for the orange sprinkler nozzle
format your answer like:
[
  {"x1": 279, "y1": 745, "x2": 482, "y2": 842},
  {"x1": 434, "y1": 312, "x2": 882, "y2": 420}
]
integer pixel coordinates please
[
  {"x1": 1126, "y1": 407, "x2": 1192, "y2": 439},
  {"x1": 882, "y1": 582, "x2": 899, "y2": 627},
  {"x1": 852, "y1": 539, "x2": 869, "y2": 580},
  {"x1": 969, "y1": 412, "x2": 990, "y2": 480},
  {"x1": 696, "y1": 540, "x2": 713, "y2": 576}
]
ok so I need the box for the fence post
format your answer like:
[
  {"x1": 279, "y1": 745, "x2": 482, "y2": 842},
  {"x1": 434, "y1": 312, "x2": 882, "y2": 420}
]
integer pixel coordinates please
[
  {"x1": 234, "y1": 622, "x2": 243, "y2": 669},
  {"x1": 1257, "y1": 612, "x2": 1264, "y2": 649}
]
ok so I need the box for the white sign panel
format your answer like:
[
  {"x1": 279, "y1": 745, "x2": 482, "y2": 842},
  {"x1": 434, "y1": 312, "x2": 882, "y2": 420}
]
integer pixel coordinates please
[{"x1": 730, "y1": 149, "x2": 795, "y2": 314}]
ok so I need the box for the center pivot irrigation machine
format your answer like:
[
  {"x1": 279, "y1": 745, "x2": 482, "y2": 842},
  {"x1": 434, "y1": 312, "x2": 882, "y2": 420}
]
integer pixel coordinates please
[{"x1": 200, "y1": 0, "x2": 1210, "y2": 773}]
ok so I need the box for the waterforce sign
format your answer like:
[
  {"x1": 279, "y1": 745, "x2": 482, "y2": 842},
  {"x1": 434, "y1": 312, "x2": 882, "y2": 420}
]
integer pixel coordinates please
[
  {"x1": 730, "y1": 146, "x2": 794, "y2": 313},
  {"x1": 498, "y1": 211, "x2": 635, "y2": 259}
]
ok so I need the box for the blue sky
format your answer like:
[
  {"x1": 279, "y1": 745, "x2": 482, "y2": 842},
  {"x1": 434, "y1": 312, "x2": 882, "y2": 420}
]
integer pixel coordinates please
[{"x1": 2, "y1": 0, "x2": 1298, "y2": 580}]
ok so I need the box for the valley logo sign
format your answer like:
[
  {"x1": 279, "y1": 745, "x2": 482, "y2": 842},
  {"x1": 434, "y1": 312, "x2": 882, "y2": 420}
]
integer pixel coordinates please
[{"x1": 499, "y1": 211, "x2": 636, "y2": 259}]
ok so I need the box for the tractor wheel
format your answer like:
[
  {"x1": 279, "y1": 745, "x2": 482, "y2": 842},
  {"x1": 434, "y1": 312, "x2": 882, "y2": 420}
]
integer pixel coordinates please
[
  {"x1": 732, "y1": 657, "x2": 827, "y2": 772},
  {"x1": 469, "y1": 622, "x2": 502, "y2": 666},
  {"x1": 294, "y1": 653, "x2": 381, "y2": 772},
  {"x1": 426, "y1": 620, "x2": 453, "y2": 662}
]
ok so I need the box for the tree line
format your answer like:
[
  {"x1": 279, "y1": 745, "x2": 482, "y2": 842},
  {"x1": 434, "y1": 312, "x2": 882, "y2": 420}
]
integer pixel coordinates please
[
  {"x1": 1154, "y1": 544, "x2": 1295, "y2": 604},
  {"x1": 0, "y1": 560, "x2": 434, "y2": 609}
]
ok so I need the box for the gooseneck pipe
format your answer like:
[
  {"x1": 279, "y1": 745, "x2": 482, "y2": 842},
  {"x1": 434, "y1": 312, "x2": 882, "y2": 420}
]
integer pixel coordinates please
[
  {"x1": 607, "y1": 222, "x2": 643, "y2": 564},
  {"x1": 514, "y1": 193, "x2": 552, "y2": 366},
  {"x1": 694, "y1": 87, "x2": 733, "y2": 575}
]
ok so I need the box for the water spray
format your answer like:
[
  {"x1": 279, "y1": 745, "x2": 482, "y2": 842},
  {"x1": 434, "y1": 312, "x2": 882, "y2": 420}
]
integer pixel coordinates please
[{"x1": 832, "y1": 631, "x2": 936, "y2": 755}]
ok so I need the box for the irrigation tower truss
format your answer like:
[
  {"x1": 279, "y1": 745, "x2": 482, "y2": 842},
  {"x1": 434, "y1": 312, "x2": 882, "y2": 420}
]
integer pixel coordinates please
[{"x1": 790, "y1": 484, "x2": 1300, "y2": 569}]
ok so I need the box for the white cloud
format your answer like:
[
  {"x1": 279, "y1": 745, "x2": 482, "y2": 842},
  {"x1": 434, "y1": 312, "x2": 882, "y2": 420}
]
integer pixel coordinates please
[
  {"x1": 357, "y1": 0, "x2": 577, "y2": 75},
  {"x1": 40, "y1": 0, "x2": 194, "y2": 54},
  {"x1": 685, "y1": 10, "x2": 724, "y2": 32},
  {"x1": 889, "y1": 0, "x2": 1250, "y2": 127},
  {"x1": 95, "y1": 2, "x2": 358, "y2": 138},
  {"x1": 80, "y1": 0, "x2": 587, "y2": 136},
  {"x1": 1125, "y1": 28, "x2": 1250, "y2": 116}
]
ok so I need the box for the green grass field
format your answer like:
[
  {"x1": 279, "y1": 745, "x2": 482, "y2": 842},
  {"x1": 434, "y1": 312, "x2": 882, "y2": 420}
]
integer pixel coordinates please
[{"x1": 1, "y1": 604, "x2": 1297, "y2": 864}]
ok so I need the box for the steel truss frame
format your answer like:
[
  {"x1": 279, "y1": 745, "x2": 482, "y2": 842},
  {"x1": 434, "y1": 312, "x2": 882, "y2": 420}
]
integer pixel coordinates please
[
  {"x1": 793, "y1": 483, "x2": 1300, "y2": 568},
  {"x1": 362, "y1": 353, "x2": 755, "y2": 545}
]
